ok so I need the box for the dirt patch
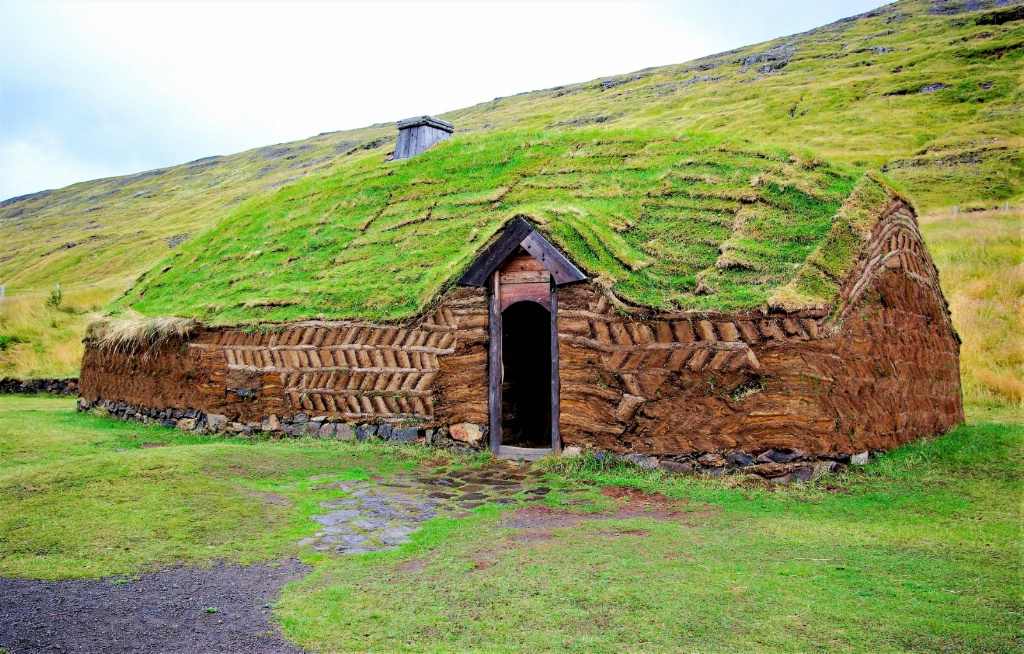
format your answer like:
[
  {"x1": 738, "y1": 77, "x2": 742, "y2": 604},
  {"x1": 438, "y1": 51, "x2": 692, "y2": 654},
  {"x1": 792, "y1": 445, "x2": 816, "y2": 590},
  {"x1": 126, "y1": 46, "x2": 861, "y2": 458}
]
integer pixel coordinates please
[
  {"x1": 500, "y1": 490, "x2": 713, "y2": 533},
  {"x1": 511, "y1": 528, "x2": 555, "y2": 542},
  {"x1": 600, "y1": 486, "x2": 698, "y2": 520},
  {"x1": 0, "y1": 560, "x2": 309, "y2": 654},
  {"x1": 247, "y1": 490, "x2": 292, "y2": 507},
  {"x1": 139, "y1": 442, "x2": 166, "y2": 449},
  {"x1": 498, "y1": 505, "x2": 591, "y2": 529},
  {"x1": 395, "y1": 559, "x2": 428, "y2": 573},
  {"x1": 600, "y1": 528, "x2": 652, "y2": 538}
]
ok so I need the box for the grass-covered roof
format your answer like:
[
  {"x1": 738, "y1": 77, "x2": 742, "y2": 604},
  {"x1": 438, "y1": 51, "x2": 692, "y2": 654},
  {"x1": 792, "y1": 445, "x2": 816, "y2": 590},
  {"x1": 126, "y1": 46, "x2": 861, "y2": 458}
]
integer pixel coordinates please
[{"x1": 119, "y1": 129, "x2": 895, "y2": 325}]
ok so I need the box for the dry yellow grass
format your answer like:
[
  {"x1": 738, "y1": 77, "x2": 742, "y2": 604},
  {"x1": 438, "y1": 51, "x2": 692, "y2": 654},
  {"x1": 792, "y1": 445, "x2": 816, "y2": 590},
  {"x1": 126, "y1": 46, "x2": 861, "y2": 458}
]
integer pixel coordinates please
[
  {"x1": 920, "y1": 208, "x2": 1023, "y2": 407},
  {"x1": 87, "y1": 313, "x2": 198, "y2": 356},
  {"x1": 0, "y1": 283, "x2": 123, "y2": 378}
]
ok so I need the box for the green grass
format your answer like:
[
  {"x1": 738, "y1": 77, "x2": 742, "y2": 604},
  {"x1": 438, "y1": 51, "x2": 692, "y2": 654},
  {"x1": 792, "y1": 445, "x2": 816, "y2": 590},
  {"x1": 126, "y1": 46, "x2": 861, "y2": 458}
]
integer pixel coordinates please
[
  {"x1": 0, "y1": 394, "x2": 453, "y2": 578},
  {"x1": 1, "y1": 395, "x2": 1020, "y2": 652},
  {"x1": 114, "y1": 129, "x2": 873, "y2": 324}
]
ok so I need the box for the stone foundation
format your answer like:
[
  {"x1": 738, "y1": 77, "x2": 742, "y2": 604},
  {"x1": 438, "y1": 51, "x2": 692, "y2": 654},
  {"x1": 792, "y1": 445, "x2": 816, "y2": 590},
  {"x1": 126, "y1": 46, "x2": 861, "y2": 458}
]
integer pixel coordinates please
[
  {"x1": 1, "y1": 378, "x2": 78, "y2": 395},
  {"x1": 78, "y1": 394, "x2": 861, "y2": 483}
]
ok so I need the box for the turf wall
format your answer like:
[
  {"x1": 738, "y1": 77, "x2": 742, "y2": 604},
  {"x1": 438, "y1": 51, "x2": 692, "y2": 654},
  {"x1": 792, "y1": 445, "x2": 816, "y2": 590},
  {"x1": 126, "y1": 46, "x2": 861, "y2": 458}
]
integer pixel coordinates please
[{"x1": 78, "y1": 201, "x2": 962, "y2": 456}]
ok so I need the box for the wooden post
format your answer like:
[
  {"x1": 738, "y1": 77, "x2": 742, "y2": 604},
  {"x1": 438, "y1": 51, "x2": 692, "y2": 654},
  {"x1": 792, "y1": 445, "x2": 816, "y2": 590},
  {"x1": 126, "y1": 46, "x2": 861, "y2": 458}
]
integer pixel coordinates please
[
  {"x1": 488, "y1": 272, "x2": 502, "y2": 454},
  {"x1": 550, "y1": 280, "x2": 561, "y2": 452}
]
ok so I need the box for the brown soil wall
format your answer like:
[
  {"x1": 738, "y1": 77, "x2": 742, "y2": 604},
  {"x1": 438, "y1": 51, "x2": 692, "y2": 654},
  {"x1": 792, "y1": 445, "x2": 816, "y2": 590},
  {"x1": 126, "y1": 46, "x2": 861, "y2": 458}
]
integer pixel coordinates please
[{"x1": 79, "y1": 202, "x2": 963, "y2": 456}]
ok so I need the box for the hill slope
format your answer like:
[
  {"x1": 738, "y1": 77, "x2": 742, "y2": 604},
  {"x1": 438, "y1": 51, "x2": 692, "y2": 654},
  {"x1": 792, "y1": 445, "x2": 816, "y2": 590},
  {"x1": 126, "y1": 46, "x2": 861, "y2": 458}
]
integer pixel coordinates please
[
  {"x1": 1, "y1": 0, "x2": 1020, "y2": 297},
  {"x1": 0, "y1": 0, "x2": 1021, "y2": 400}
]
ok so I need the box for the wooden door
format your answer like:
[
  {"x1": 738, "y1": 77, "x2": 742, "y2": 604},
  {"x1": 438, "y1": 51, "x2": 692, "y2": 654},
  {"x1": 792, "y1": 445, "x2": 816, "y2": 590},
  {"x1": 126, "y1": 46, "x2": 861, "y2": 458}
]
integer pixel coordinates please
[{"x1": 489, "y1": 249, "x2": 561, "y2": 457}]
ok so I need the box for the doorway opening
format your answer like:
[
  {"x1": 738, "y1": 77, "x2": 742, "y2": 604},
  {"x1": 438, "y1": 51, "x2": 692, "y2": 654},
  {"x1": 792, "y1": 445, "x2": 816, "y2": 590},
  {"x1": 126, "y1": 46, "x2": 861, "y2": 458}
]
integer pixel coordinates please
[{"x1": 500, "y1": 301, "x2": 552, "y2": 448}]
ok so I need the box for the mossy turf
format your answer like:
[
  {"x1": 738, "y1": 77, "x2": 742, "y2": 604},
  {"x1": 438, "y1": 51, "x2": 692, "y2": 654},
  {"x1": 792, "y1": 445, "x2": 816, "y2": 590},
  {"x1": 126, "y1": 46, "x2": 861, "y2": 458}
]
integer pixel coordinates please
[
  {"x1": 119, "y1": 129, "x2": 867, "y2": 324},
  {"x1": 0, "y1": 396, "x2": 1020, "y2": 652}
]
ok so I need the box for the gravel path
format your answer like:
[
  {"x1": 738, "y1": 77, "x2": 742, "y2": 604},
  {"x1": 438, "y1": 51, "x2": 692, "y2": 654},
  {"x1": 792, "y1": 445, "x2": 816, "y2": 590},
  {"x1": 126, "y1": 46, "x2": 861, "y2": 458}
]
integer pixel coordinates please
[{"x1": 0, "y1": 560, "x2": 309, "y2": 654}]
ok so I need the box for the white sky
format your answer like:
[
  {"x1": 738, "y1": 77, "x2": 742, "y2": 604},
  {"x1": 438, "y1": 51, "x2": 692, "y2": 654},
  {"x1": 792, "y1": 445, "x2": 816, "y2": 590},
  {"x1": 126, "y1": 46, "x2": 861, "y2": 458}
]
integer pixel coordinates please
[{"x1": 0, "y1": 0, "x2": 886, "y2": 201}]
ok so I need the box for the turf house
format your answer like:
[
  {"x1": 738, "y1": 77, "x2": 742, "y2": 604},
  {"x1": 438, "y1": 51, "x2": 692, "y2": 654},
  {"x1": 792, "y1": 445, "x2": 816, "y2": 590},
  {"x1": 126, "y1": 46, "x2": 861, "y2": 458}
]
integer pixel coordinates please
[{"x1": 78, "y1": 121, "x2": 964, "y2": 467}]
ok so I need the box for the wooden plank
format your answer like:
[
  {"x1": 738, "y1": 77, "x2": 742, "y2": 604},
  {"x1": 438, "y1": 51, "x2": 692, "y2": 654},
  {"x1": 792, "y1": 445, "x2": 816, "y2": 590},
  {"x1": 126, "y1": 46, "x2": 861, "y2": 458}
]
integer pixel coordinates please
[
  {"x1": 550, "y1": 282, "x2": 561, "y2": 453},
  {"x1": 520, "y1": 230, "x2": 587, "y2": 285},
  {"x1": 496, "y1": 446, "x2": 554, "y2": 462},
  {"x1": 488, "y1": 273, "x2": 502, "y2": 454},
  {"x1": 502, "y1": 252, "x2": 547, "y2": 272},
  {"x1": 499, "y1": 282, "x2": 551, "y2": 311},
  {"x1": 499, "y1": 270, "x2": 550, "y2": 284}
]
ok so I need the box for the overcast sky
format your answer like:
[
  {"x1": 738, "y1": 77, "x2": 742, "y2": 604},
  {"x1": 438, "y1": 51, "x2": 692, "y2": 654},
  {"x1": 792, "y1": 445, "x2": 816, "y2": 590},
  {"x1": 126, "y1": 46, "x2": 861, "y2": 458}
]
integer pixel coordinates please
[{"x1": 0, "y1": 0, "x2": 887, "y2": 201}]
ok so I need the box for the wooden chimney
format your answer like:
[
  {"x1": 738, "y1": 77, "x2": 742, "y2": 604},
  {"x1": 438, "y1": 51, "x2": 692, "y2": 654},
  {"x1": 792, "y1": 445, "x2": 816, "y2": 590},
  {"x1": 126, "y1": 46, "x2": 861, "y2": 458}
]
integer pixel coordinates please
[{"x1": 393, "y1": 116, "x2": 454, "y2": 160}]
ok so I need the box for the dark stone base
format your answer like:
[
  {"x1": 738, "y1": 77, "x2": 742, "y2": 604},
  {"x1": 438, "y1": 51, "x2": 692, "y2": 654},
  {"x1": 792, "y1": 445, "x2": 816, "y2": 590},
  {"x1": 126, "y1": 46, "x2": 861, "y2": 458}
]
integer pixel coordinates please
[{"x1": 0, "y1": 378, "x2": 78, "y2": 395}]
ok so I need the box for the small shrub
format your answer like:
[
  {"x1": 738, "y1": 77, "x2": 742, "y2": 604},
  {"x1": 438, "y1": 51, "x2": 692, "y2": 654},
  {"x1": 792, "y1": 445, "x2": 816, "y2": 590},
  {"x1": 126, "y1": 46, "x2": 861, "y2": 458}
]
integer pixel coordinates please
[{"x1": 45, "y1": 286, "x2": 63, "y2": 310}]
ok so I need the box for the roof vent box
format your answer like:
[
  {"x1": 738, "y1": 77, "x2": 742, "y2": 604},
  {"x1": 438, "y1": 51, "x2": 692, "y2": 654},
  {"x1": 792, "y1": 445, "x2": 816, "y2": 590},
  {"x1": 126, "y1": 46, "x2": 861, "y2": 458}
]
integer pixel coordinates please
[{"x1": 393, "y1": 116, "x2": 454, "y2": 160}]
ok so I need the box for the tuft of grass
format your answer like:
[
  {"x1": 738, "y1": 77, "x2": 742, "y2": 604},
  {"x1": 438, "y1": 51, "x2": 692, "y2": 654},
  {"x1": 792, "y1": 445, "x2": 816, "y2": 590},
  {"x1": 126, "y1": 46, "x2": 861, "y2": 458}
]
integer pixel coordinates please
[{"x1": 86, "y1": 312, "x2": 198, "y2": 355}]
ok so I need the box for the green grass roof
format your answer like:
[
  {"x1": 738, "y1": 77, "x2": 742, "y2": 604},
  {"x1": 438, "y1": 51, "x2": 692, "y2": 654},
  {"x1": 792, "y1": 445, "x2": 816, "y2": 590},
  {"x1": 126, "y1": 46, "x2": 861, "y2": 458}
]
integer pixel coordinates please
[{"x1": 119, "y1": 129, "x2": 893, "y2": 325}]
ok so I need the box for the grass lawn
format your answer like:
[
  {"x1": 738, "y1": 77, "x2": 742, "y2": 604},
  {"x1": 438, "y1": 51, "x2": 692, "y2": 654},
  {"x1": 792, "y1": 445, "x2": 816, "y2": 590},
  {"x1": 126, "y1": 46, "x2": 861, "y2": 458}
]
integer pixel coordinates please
[{"x1": 0, "y1": 395, "x2": 1020, "y2": 652}]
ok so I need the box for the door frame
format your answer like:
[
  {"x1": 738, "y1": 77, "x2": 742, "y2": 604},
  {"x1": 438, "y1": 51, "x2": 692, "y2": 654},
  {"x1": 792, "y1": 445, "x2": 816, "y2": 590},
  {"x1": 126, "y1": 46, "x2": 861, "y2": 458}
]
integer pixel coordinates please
[
  {"x1": 456, "y1": 216, "x2": 586, "y2": 457},
  {"x1": 488, "y1": 274, "x2": 561, "y2": 455}
]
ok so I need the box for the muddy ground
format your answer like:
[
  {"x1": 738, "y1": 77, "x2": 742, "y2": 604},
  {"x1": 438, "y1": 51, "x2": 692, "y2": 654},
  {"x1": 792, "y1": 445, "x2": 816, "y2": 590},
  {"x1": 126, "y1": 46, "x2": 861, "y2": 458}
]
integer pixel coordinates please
[{"x1": 0, "y1": 560, "x2": 309, "y2": 654}]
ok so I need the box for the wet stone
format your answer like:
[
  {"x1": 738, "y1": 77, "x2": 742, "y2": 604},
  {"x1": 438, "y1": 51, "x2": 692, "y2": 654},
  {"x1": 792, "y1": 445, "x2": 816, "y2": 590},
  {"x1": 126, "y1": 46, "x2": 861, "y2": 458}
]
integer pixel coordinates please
[
  {"x1": 318, "y1": 498, "x2": 358, "y2": 508},
  {"x1": 320, "y1": 524, "x2": 355, "y2": 535},
  {"x1": 352, "y1": 519, "x2": 390, "y2": 530},
  {"x1": 335, "y1": 546, "x2": 377, "y2": 554},
  {"x1": 311, "y1": 510, "x2": 361, "y2": 525},
  {"x1": 298, "y1": 468, "x2": 552, "y2": 555}
]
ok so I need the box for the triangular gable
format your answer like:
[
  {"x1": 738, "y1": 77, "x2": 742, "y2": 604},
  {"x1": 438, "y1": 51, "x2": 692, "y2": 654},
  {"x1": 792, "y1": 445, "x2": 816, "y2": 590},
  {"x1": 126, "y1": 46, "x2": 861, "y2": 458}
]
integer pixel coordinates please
[{"x1": 458, "y1": 216, "x2": 586, "y2": 287}]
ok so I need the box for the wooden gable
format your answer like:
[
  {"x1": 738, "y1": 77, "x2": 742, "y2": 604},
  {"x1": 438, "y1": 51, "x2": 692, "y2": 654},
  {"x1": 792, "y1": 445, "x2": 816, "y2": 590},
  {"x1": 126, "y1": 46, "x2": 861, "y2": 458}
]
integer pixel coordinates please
[{"x1": 457, "y1": 216, "x2": 586, "y2": 287}]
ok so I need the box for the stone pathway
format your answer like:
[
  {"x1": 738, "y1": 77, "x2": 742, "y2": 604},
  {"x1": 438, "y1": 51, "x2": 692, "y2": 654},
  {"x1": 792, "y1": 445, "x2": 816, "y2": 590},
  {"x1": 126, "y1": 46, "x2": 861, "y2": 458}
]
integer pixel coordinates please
[{"x1": 301, "y1": 467, "x2": 551, "y2": 554}]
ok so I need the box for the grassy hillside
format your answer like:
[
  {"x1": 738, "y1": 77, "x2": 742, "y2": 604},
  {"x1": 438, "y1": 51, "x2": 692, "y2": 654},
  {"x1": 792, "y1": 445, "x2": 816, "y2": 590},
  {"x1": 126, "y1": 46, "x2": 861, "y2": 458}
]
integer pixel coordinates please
[
  {"x1": 118, "y1": 129, "x2": 870, "y2": 325},
  {"x1": 2, "y1": 0, "x2": 1019, "y2": 295},
  {"x1": 0, "y1": 0, "x2": 1021, "y2": 399}
]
